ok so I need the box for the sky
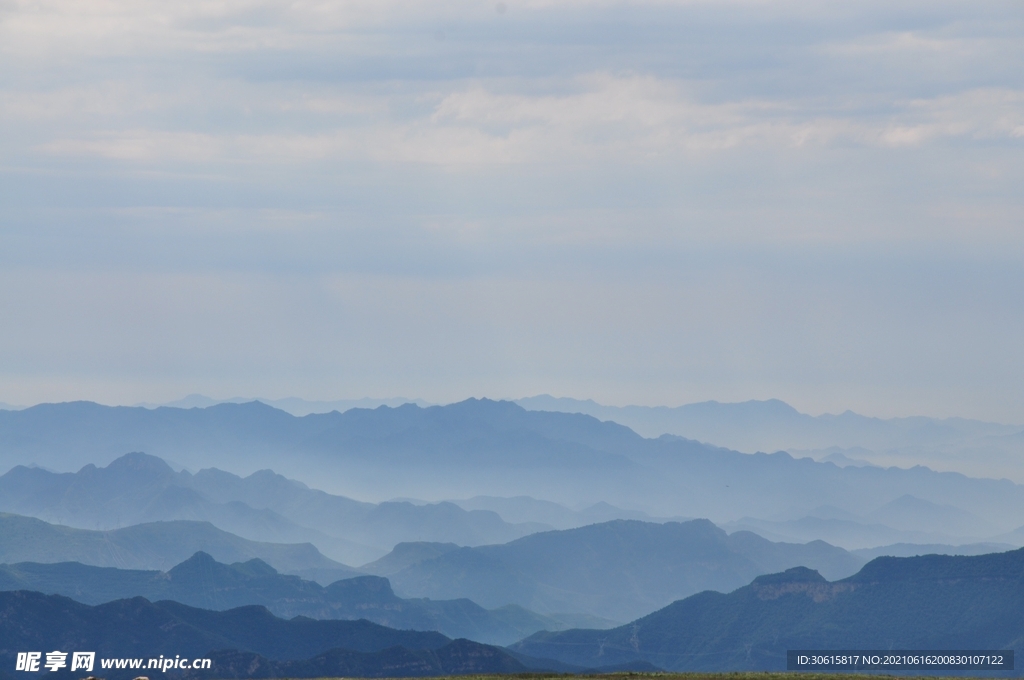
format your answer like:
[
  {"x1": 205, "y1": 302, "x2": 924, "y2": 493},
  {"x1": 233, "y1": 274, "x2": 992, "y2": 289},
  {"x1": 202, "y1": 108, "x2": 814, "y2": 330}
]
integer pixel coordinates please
[{"x1": 1, "y1": 0, "x2": 1023, "y2": 422}]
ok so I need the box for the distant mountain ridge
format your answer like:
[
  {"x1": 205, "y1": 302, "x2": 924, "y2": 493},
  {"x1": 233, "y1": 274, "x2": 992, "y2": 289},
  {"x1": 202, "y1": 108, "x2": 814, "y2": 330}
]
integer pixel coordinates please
[
  {"x1": 449, "y1": 495, "x2": 686, "y2": 530},
  {"x1": 137, "y1": 394, "x2": 430, "y2": 416},
  {"x1": 516, "y1": 395, "x2": 1024, "y2": 480},
  {"x1": 376, "y1": 519, "x2": 864, "y2": 621},
  {"x1": 0, "y1": 399, "x2": 647, "y2": 513},
  {"x1": 0, "y1": 398, "x2": 643, "y2": 472},
  {"x1": 0, "y1": 452, "x2": 547, "y2": 565},
  {"x1": 852, "y1": 542, "x2": 1015, "y2": 560},
  {"x1": 721, "y1": 493, "x2": 1000, "y2": 549},
  {"x1": 3, "y1": 400, "x2": 1024, "y2": 542},
  {"x1": 127, "y1": 394, "x2": 1024, "y2": 456},
  {"x1": 516, "y1": 395, "x2": 1020, "y2": 449},
  {"x1": 8, "y1": 395, "x2": 1024, "y2": 481},
  {"x1": 0, "y1": 551, "x2": 587, "y2": 645},
  {"x1": 510, "y1": 547, "x2": 1024, "y2": 671},
  {"x1": 0, "y1": 512, "x2": 354, "y2": 581}
]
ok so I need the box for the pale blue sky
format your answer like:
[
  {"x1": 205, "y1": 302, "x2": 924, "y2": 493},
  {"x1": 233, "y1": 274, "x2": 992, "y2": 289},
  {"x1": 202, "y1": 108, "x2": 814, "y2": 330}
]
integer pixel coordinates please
[{"x1": 1, "y1": 0, "x2": 1022, "y2": 420}]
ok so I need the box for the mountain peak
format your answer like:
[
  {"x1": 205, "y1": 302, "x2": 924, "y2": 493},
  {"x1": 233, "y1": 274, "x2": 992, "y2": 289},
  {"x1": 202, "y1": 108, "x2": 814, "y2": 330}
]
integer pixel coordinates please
[
  {"x1": 106, "y1": 452, "x2": 175, "y2": 475},
  {"x1": 752, "y1": 566, "x2": 827, "y2": 586},
  {"x1": 325, "y1": 575, "x2": 398, "y2": 602},
  {"x1": 749, "y1": 567, "x2": 844, "y2": 603},
  {"x1": 229, "y1": 557, "x2": 279, "y2": 577},
  {"x1": 444, "y1": 398, "x2": 524, "y2": 414},
  {"x1": 167, "y1": 551, "x2": 220, "y2": 575}
]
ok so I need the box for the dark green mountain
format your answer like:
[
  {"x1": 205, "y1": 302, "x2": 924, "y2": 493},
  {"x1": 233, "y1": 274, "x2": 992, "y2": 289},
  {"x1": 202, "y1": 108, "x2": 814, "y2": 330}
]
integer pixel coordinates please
[
  {"x1": 0, "y1": 590, "x2": 535, "y2": 679},
  {"x1": 510, "y1": 547, "x2": 1024, "y2": 671},
  {"x1": 0, "y1": 551, "x2": 576, "y2": 645},
  {"x1": 0, "y1": 512, "x2": 355, "y2": 581},
  {"x1": 384, "y1": 519, "x2": 863, "y2": 621}
]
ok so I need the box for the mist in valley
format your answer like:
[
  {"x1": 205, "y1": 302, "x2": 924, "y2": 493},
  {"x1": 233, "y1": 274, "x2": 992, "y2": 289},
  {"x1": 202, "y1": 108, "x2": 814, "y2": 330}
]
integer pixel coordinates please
[{"x1": 1, "y1": 0, "x2": 1022, "y2": 672}]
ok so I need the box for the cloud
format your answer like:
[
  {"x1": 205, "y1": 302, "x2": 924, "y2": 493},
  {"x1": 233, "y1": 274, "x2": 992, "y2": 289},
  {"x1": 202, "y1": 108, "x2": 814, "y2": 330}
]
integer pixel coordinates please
[
  {"x1": 1, "y1": 0, "x2": 1023, "y2": 418},
  {"x1": 27, "y1": 76, "x2": 1024, "y2": 169}
]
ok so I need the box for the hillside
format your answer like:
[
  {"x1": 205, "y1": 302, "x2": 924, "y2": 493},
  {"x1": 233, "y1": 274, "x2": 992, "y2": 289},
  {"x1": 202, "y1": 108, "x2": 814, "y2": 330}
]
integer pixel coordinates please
[
  {"x1": 0, "y1": 590, "x2": 535, "y2": 679},
  {"x1": 510, "y1": 547, "x2": 1024, "y2": 671},
  {"x1": 381, "y1": 519, "x2": 863, "y2": 621},
  {"x1": 0, "y1": 513, "x2": 355, "y2": 580},
  {"x1": 0, "y1": 551, "x2": 583, "y2": 645}
]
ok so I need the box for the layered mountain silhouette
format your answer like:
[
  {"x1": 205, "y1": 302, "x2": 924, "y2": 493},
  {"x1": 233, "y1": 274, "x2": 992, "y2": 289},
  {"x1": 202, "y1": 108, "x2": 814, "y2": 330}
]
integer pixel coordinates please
[
  {"x1": 449, "y1": 495, "x2": 685, "y2": 529},
  {"x1": 515, "y1": 395, "x2": 1021, "y2": 452},
  {"x1": 0, "y1": 512, "x2": 355, "y2": 581},
  {"x1": 0, "y1": 590, "x2": 538, "y2": 679},
  {"x1": 511, "y1": 547, "x2": 1024, "y2": 671},
  {"x1": 0, "y1": 452, "x2": 545, "y2": 565},
  {"x1": 0, "y1": 398, "x2": 640, "y2": 473},
  {"x1": 0, "y1": 510, "x2": 870, "y2": 624},
  {"x1": 373, "y1": 519, "x2": 863, "y2": 621},
  {"x1": 722, "y1": 494, "x2": 1001, "y2": 549},
  {"x1": 515, "y1": 396, "x2": 1024, "y2": 483},
  {"x1": 0, "y1": 551, "x2": 586, "y2": 645},
  {"x1": 3, "y1": 400, "x2": 1023, "y2": 549},
  {"x1": 852, "y1": 541, "x2": 1014, "y2": 560},
  {"x1": 122, "y1": 393, "x2": 1024, "y2": 469}
]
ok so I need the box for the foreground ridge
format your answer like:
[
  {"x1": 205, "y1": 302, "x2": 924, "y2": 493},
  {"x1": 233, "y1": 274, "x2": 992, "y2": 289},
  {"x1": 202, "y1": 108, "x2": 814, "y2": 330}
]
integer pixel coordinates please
[{"x1": 511, "y1": 549, "x2": 1024, "y2": 671}]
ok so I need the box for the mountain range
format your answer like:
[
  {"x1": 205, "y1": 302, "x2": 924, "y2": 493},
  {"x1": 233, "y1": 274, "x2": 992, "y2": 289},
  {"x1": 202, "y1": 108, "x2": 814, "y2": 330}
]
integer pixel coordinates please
[
  {"x1": 2, "y1": 399, "x2": 1023, "y2": 545},
  {"x1": 0, "y1": 452, "x2": 545, "y2": 565},
  {"x1": 516, "y1": 395, "x2": 1024, "y2": 481},
  {"x1": 370, "y1": 519, "x2": 863, "y2": 621},
  {"x1": 12, "y1": 393, "x2": 1024, "y2": 481},
  {"x1": 0, "y1": 551, "x2": 592, "y2": 645},
  {"x1": 0, "y1": 508, "x2": 870, "y2": 624},
  {"x1": 6, "y1": 397, "x2": 1024, "y2": 675},
  {"x1": 516, "y1": 395, "x2": 1021, "y2": 449},
  {"x1": 852, "y1": 542, "x2": 1015, "y2": 560},
  {"x1": 137, "y1": 394, "x2": 429, "y2": 416},
  {"x1": 0, "y1": 512, "x2": 355, "y2": 582},
  {"x1": 0, "y1": 590, "x2": 540, "y2": 680},
  {"x1": 718, "y1": 494, "x2": 1007, "y2": 549},
  {"x1": 122, "y1": 394, "x2": 1024, "y2": 479},
  {"x1": 448, "y1": 495, "x2": 686, "y2": 529},
  {"x1": 9, "y1": 525, "x2": 1024, "y2": 676},
  {"x1": 0, "y1": 399, "x2": 644, "y2": 506},
  {"x1": 511, "y1": 547, "x2": 1024, "y2": 671}
]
